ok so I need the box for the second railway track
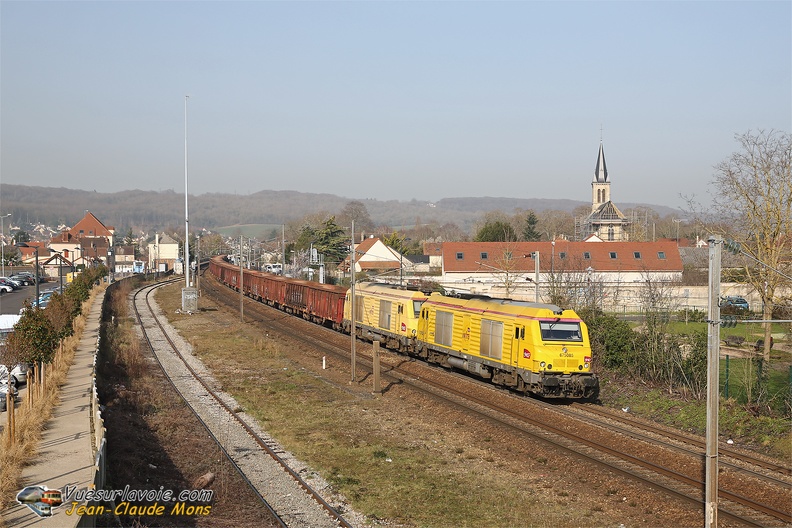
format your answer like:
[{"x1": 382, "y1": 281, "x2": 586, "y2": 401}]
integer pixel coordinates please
[
  {"x1": 201, "y1": 269, "x2": 792, "y2": 527},
  {"x1": 133, "y1": 279, "x2": 356, "y2": 528}
]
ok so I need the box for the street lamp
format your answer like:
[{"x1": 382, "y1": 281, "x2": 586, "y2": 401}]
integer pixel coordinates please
[
  {"x1": 1, "y1": 213, "x2": 11, "y2": 277},
  {"x1": 73, "y1": 246, "x2": 82, "y2": 272},
  {"x1": 399, "y1": 238, "x2": 411, "y2": 287},
  {"x1": 17, "y1": 243, "x2": 45, "y2": 304},
  {"x1": 672, "y1": 218, "x2": 687, "y2": 247}
]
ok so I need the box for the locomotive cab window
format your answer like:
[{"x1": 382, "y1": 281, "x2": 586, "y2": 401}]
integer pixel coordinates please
[
  {"x1": 539, "y1": 321, "x2": 583, "y2": 341},
  {"x1": 412, "y1": 300, "x2": 424, "y2": 317}
]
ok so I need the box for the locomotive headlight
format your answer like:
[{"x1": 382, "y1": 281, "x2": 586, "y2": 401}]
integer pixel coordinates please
[
  {"x1": 584, "y1": 362, "x2": 590, "y2": 369},
  {"x1": 540, "y1": 361, "x2": 546, "y2": 368}
]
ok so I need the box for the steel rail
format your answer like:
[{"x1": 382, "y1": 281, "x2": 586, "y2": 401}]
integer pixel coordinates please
[
  {"x1": 134, "y1": 279, "x2": 352, "y2": 528},
  {"x1": 206, "y1": 271, "x2": 789, "y2": 526},
  {"x1": 570, "y1": 402, "x2": 792, "y2": 481}
]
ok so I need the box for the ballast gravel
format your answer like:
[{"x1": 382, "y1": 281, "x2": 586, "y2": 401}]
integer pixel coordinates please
[{"x1": 134, "y1": 289, "x2": 367, "y2": 528}]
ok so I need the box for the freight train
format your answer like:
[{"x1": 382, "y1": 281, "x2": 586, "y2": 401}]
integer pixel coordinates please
[{"x1": 209, "y1": 256, "x2": 599, "y2": 400}]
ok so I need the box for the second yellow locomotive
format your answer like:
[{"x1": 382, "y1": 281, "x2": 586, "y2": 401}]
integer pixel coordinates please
[
  {"x1": 346, "y1": 282, "x2": 599, "y2": 400},
  {"x1": 416, "y1": 294, "x2": 598, "y2": 400}
]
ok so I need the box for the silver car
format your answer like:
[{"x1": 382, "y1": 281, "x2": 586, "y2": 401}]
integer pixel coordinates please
[
  {"x1": 0, "y1": 363, "x2": 29, "y2": 386},
  {"x1": 0, "y1": 382, "x2": 17, "y2": 412}
]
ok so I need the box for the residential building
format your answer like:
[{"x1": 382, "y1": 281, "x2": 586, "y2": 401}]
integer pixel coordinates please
[
  {"x1": 147, "y1": 233, "x2": 180, "y2": 272},
  {"x1": 114, "y1": 245, "x2": 136, "y2": 273},
  {"x1": 339, "y1": 236, "x2": 412, "y2": 280},
  {"x1": 49, "y1": 211, "x2": 115, "y2": 267},
  {"x1": 438, "y1": 239, "x2": 683, "y2": 304}
]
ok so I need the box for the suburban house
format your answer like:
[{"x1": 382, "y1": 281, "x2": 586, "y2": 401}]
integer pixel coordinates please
[
  {"x1": 49, "y1": 211, "x2": 115, "y2": 268},
  {"x1": 17, "y1": 241, "x2": 52, "y2": 267},
  {"x1": 339, "y1": 236, "x2": 411, "y2": 281},
  {"x1": 113, "y1": 245, "x2": 136, "y2": 274},
  {"x1": 147, "y1": 233, "x2": 180, "y2": 272}
]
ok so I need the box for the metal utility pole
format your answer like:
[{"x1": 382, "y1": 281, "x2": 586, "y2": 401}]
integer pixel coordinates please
[
  {"x1": 196, "y1": 235, "x2": 200, "y2": 294},
  {"x1": 239, "y1": 235, "x2": 244, "y2": 322},
  {"x1": 184, "y1": 95, "x2": 190, "y2": 290},
  {"x1": 1, "y1": 213, "x2": 10, "y2": 277},
  {"x1": 181, "y1": 95, "x2": 198, "y2": 312},
  {"x1": 705, "y1": 235, "x2": 722, "y2": 527},
  {"x1": 350, "y1": 221, "x2": 356, "y2": 382},
  {"x1": 534, "y1": 251, "x2": 540, "y2": 302}
]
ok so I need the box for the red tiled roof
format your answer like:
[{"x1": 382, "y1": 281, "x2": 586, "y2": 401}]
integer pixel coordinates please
[
  {"x1": 359, "y1": 261, "x2": 399, "y2": 270},
  {"x1": 441, "y1": 240, "x2": 683, "y2": 273},
  {"x1": 70, "y1": 211, "x2": 112, "y2": 238}
]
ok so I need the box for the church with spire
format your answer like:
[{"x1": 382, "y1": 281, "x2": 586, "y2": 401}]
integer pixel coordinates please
[{"x1": 580, "y1": 141, "x2": 630, "y2": 241}]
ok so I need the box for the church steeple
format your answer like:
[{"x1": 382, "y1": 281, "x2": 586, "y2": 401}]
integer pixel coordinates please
[
  {"x1": 583, "y1": 138, "x2": 630, "y2": 241},
  {"x1": 592, "y1": 141, "x2": 610, "y2": 212},
  {"x1": 594, "y1": 141, "x2": 608, "y2": 183}
]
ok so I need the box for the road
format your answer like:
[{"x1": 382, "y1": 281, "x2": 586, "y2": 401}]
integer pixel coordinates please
[{"x1": 0, "y1": 282, "x2": 55, "y2": 315}]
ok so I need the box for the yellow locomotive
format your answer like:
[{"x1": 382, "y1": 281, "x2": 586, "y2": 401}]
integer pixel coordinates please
[
  {"x1": 415, "y1": 293, "x2": 599, "y2": 400},
  {"x1": 343, "y1": 282, "x2": 428, "y2": 352}
]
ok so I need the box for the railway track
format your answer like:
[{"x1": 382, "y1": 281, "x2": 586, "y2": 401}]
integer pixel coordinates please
[
  {"x1": 132, "y1": 279, "x2": 355, "y2": 528},
  {"x1": 203, "y1": 270, "x2": 792, "y2": 527}
]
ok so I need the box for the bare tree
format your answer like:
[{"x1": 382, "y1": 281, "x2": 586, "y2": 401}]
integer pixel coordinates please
[
  {"x1": 536, "y1": 209, "x2": 576, "y2": 241},
  {"x1": 337, "y1": 201, "x2": 374, "y2": 234},
  {"x1": 476, "y1": 242, "x2": 525, "y2": 298},
  {"x1": 708, "y1": 130, "x2": 792, "y2": 362}
]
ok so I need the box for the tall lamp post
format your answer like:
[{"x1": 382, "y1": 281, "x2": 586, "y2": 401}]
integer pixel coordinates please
[
  {"x1": 17, "y1": 243, "x2": 42, "y2": 304},
  {"x1": 74, "y1": 247, "x2": 83, "y2": 274},
  {"x1": 1, "y1": 213, "x2": 10, "y2": 277},
  {"x1": 399, "y1": 237, "x2": 411, "y2": 287}
]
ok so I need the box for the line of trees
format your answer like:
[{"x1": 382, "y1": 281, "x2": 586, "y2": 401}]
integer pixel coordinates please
[{"x1": 2, "y1": 265, "x2": 107, "y2": 442}]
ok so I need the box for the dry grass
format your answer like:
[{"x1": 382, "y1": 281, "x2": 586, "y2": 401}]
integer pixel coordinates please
[
  {"x1": 154, "y1": 283, "x2": 609, "y2": 527},
  {"x1": 0, "y1": 286, "x2": 105, "y2": 522}
]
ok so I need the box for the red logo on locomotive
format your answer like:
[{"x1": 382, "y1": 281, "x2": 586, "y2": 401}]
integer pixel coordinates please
[
  {"x1": 523, "y1": 349, "x2": 531, "y2": 359},
  {"x1": 401, "y1": 322, "x2": 407, "y2": 331}
]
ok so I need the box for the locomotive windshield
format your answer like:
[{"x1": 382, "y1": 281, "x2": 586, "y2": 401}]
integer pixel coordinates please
[
  {"x1": 412, "y1": 300, "x2": 425, "y2": 317},
  {"x1": 539, "y1": 321, "x2": 583, "y2": 342}
]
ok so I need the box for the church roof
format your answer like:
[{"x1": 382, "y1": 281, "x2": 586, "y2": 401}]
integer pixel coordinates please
[
  {"x1": 594, "y1": 142, "x2": 608, "y2": 183},
  {"x1": 588, "y1": 201, "x2": 626, "y2": 222}
]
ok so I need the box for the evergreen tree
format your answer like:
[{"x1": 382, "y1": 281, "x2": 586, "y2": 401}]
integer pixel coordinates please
[
  {"x1": 522, "y1": 211, "x2": 541, "y2": 241},
  {"x1": 474, "y1": 220, "x2": 516, "y2": 242}
]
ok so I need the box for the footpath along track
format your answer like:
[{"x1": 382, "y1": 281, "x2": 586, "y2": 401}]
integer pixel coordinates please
[
  {"x1": 203, "y1": 271, "x2": 792, "y2": 527},
  {"x1": 133, "y1": 279, "x2": 355, "y2": 528}
]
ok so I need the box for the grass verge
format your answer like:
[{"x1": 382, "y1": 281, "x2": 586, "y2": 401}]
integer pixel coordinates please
[{"x1": 155, "y1": 282, "x2": 619, "y2": 527}]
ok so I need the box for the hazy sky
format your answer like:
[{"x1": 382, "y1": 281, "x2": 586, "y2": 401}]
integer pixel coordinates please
[{"x1": 1, "y1": 1, "x2": 789, "y2": 210}]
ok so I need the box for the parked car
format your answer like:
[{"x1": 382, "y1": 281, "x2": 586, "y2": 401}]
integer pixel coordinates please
[
  {"x1": 0, "y1": 277, "x2": 21, "y2": 289},
  {"x1": 38, "y1": 291, "x2": 56, "y2": 302},
  {"x1": 19, "y1": 298, "x2": 50, "y2": 314},
  {"x1": 0, "y1": 283, "x2": 12, "y2": 294},
  {"x1": 9, "y1": 274, "x2": 34, "y2": 286},
  {"x1": 722, "y1": 296, "x2": 750, "y2": 311},
  {"x1": 9, "y1": 274, "x2": 36, "y2": 286},
  {"x1": 0, "y1": 381, "x2": 17, "y2": 412},
  {"x1": 0, "y1": 364, "x2": 29, "y2": 387},
  {"x1": 17, "y1": 271, "x2": 39, "y2": 283}
]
